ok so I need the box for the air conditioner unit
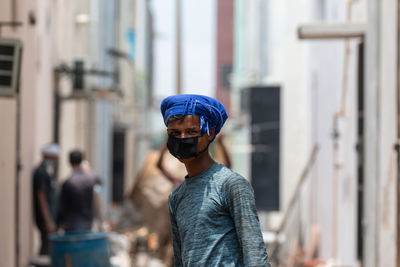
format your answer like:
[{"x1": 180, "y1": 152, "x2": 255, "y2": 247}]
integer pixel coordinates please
[{"x1": 0, "y1": 38, "x2": 22, "y2": 96}]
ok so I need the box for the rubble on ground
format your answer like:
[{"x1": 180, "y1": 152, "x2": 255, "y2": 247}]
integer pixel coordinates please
[{"x1": 108, "y1": 150, "x2": 186, "y2": 267}]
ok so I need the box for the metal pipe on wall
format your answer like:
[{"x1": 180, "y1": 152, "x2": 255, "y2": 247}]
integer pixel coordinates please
[{"x1": 11, "y1": 0, "x2": 17, "y2": 27}]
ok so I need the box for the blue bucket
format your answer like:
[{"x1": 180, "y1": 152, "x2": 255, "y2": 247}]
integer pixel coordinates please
[{"x1": 49, "y1": 232, "x2": 111, "y2": 267}]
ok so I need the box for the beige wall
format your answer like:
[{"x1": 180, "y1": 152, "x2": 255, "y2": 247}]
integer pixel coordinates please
[
  {"x1": 0, "y1": 0, "x2": 142, "y2": 265},
  {"x1": 0, "y1": 0, "x2": 58, "y2": 265},
  {"x1": 0, "y1": 99, "x2": 16, "y2": 267}
]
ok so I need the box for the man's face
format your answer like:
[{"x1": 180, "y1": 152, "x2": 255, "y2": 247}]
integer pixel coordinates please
[
  {"x1": 43, "y1": 154, "x2": 58, "y2": 162},
  {"x1": 167, "y1": 115, "x2": 214, "y2": 163}
]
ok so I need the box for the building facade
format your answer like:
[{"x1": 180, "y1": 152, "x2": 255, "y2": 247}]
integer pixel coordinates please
[
  {"x1": 232, "y1": 0, "x2": 399, "y2": 266},
  {"x1": 0, "y1": 0, "x2": 153, "y2": 266}
]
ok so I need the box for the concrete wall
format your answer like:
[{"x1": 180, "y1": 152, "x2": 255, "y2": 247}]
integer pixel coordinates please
[
  {"x1": 0, "y1": 0, "x2": 147, "y2": 265},
  {"x1": 232, "y1": 0, "x2": 312, "y2": 232},
  {"x1": 0, "y1": 0, "x2": 132, "y2": 265},
  {"x1": 132, "y1": 0, "x2": 152, "y2": 180},
  {"x1": 364, "y1": 0, "x2": 398, "y2": 266},
  {"x1": 115, "y1": 0, "x2": 139, "y2": 196},
  {"x1": 271, "y1": 0, "x2": 399, "y2": 265},
  {"x1": 376, "y1": 0, "x2": 398, "y2": 264},
  {"x1": 267, "y1": 0, "x2": 312, "y2": 232},
  {"x1": 0, "y1": 99, "x2": 16, "y2": 267},
  {"x1": 289, "y1": 0, "x2": 366, "y2": 264},
  {"x1": 0, "y1": 0, "x2": 57, "y2": 265},
  {"x1": 232, "y1": 0, "x2": 376, "y2": 265}
]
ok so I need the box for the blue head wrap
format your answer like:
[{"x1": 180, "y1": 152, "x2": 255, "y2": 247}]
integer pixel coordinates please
[{"x1": 160, "y1": 94, "x2": 228, "y2": 141}]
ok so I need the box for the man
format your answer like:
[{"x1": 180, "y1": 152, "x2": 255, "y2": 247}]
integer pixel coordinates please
[
  {"x1": 161, "y1": 94, "x2": 271, "y2": 266},
  {"x1": 32, "y1": 143, "x2": 60, "y2": 255},
  {"x1": 57, "y1": 150, "x2": 101, "y2": 231}
]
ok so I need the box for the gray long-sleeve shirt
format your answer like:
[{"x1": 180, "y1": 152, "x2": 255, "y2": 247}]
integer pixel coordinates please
[
  {"x1": 168, "y1": 163, "x2": 271, "y2": 267},
  {"x1": 57, "y1": 169, "x2": 100, "y2": 231}
]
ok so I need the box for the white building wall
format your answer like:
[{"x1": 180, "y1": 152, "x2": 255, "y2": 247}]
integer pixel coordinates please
[
  {"x1": 132, "y1": 0, "x2": 152, "y2": 178},
  {"x1": 376, "y1": 0, "x2": 398, "y2": 266},
  {"x1": 364, "y1": 0, "x2": 380, "y2": 265},
  {"x1": 336, "y1": 39, "x2": 359, "y2": 264},
  {"x1": 116, "y1": 0, "x2": 138, "y2": 195},
  {"x1": 269, "y1": 0, "x2": 312, "y2": 231},
  {"x1": 261, "y1": 0, "x2": 367, "y2": 265},
  {"x1": 55, "y1": 0, "x2": 117, "y2": 210},
  {"x1": 309, "y1": 39, "x2": 342, "y2": 259},
  {"x1": 93, "y1": 100, "x2": 113, "y2": 206},
  {"x1": 232, "y1": 0, "x2": 312, "y2": 234},
  {"x1": 293, "y1": 0, "x2": 399, "y2": 265},
  {"x1": 304, "y1": 0, "x2": 365, "y2": 264},
  {"x1": 56, "y1": 0, "x2": 94, "y2": 182},
  {"x1": 364, "y1": 0, "x2": 398, "y2": 266}
]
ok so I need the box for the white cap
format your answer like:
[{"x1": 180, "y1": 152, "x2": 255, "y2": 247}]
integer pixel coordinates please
[{"x1": 41, "y1": 143, "x2": 60, "y2": 157}]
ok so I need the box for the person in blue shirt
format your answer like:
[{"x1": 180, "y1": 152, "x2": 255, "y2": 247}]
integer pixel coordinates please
[{"x1": 161, "y1": 94, "x2": 271, "y2": 267}]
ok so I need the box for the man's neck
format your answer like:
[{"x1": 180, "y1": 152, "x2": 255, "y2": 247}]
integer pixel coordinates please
[
  {"x1": 72, "y1": 165, "x2": 81, "y2": 172},
  {"x1": 184, "y1": 152, "x2": 215, "y2": 178}
]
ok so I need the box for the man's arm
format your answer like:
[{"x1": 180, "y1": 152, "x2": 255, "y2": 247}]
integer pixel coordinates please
[
  {"x1": 226, "y1": 176, "x2": 271, "y2": 267},
  {"x1": 34, "y1": 170, "x2": 57, "y2": 233},
  {"x1": 37, "y1": 191, "x2": 57, "y2": 233},
  {"x1": 93, "y1": 184, "x2": 105, "y2": 229},
  {"x1": 56, "y1": 183, "x2": 66, "y2": 229},
  {"x1": 169, "y1": 197, "x2": 183, "y2": 267}
]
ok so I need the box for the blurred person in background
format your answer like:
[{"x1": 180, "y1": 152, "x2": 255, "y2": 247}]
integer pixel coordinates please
[
  {"x1": 56, "y1": 149, "x2": 102, "y2": 232},
  {"x1": 82, "y1": 159, "x2": 107, "y2": 231},
  {"x1": 32, "y1": 143, "x2": 60, "y2": 255},
  {"x1": 161, "y1": 94, "x2": 271, "y2": 267}
]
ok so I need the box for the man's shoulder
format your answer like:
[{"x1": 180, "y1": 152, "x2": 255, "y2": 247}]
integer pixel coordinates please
[
  {"x1": 33, "y1": 165, "x2": 49, "y2": 184},
  {"x1": 69, "y1": 171, "x2": 100, "y2": 184},
  {"x1": 33, "y1": 164, "x2": 46, "y2": 176},
  {"x1": 217, "y1": 167, "x2": 253, "y2": 195},
  {"x1": 61, "y1": 176, "x2": 73, "y2": 188},
  {"x1": 216, "y1": 165, "x2": 247, "y2": 185},
  {"x1": 168, "y1": 183, "x2": 186, "y2": 215},
  {"x1": 169, "y1": 182, "x2": 184, "y2": 201}
]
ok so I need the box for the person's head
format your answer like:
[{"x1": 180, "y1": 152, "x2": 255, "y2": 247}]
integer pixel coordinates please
[
  {"x1": 161, "y1": 95, "x2": 228, "y2": 164},
  {"x1": 69, "y1": 149, "x2": 84, "y2": 168},
  {"x1": 41, "y1": 143, "x2": 60, "y2": 162}
]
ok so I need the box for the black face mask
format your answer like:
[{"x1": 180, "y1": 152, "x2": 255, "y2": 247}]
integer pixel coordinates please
[{"x1": 167, "y1": 134, "x2": 209, "y2": 159}]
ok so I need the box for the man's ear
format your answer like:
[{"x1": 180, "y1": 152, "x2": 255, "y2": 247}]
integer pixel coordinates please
[{"x1": 207, "y1": 129, "x2": 216, "y2": 141}]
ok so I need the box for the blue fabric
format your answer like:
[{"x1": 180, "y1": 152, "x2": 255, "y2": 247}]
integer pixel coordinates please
[
  {"x1": 169, "y1": 164, "x2": 271, "y2": 267},
  {"x1": 160, "y1": 94, "x2": 228, "y2": 140}
]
